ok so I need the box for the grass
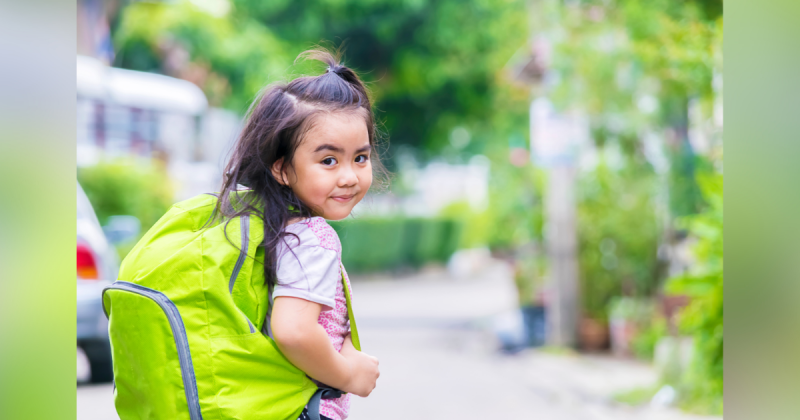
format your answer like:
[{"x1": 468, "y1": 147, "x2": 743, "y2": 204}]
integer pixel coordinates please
[
  {"x1": 613, "y1": 386, "x2": 659, "y2": 406},
  {"x1": 535, "y1": 345, "x2": 579, "y2": 356}
]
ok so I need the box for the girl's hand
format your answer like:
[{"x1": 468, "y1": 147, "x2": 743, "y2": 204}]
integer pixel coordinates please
[{"x1": 340, "y1": 333, "x2": 380, "y2": 397}]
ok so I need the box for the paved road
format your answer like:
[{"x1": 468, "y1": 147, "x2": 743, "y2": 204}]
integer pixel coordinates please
[
  {"x1": 78, "y1": 262, "x2": 720, "y2": 420},
  {"x1": 77, "y1": 383, "x2": 118, "y2": 420}
]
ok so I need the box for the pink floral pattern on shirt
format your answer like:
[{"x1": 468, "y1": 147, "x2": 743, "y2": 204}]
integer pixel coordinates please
[{"x1": 302, "y1": 217, "x2": 352, "y2": 420}]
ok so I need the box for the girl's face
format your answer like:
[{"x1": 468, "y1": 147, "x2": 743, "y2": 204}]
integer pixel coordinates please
[{"x1": 274, "y1": 112, "x2": 372, "y2": 221}]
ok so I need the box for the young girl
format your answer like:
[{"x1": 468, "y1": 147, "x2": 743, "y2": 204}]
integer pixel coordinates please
[{"x1": 214, "y1": 49, "x2": 381, "y2": 420}]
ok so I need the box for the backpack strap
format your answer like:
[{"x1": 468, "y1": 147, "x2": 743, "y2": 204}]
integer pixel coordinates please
[
  {"x1": 340, "y1": 265, "x2": 361, "y2": 352},
  {"x1": 306, "y1": 386, "x2": 344, "y2": 420},
  {"x1": 262, "y1": 280, "x2": 275, "y2": 339}
]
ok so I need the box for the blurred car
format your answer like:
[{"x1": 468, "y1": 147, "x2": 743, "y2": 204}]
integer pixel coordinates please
[{"x1": 77, "y1": 183, "x2": 120, "y2": 383}]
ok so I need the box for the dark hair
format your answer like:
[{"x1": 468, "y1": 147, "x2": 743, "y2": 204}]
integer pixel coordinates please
[{"x1": 214, "y1": 48, "x2": 385, "y2": 287}]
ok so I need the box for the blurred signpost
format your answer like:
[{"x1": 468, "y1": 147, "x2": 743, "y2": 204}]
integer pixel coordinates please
[
  {"x1": 530, "y1": 97, "x2": 589, "y2": 348},
  {"x1": 510, "y1": 0, "x2": 589, "y2": 349}
]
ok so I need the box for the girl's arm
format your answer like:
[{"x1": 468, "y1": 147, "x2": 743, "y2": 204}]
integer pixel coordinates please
[{"x1": 271, "y1": 296, "x2": 379, "y2": 397}]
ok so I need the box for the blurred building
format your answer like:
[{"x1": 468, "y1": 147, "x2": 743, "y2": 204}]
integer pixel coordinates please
[
  {"x1": 76, "y1": 55, "x2": 242, "y2": 200},
  {"x1": 77, "y1": 0, "x2": 242, "y2": 200},
  {"x1": 403, "y1": 158, "x2": 490, "y2": 216}
]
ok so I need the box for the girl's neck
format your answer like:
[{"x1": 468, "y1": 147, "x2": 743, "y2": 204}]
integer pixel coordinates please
[
  {"x1": 286, "y1": 213, "x2": 323, "y2": 226},
  {"x1": 286, "y1": 216, "x2": 305, "y2": 226}
]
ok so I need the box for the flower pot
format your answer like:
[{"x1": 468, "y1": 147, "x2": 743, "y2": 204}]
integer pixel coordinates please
[{"x1": 579, "y1": 317, "x2": 609, "y2": 351}]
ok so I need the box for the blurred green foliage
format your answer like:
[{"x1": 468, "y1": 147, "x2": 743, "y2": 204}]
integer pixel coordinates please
[
  {"x1": 112, "y1": 0, "x2": 530, "y2": 156},
  {"x1": 607, "y1": 295, "x2": 669, "y2": 362},
  {"x1": 613, "y1": 385, "x2": 659, "y2": 407},
  {"x1": 550, "y1": 6, "x2": 722, "y2": 412},
  {"x1": 112, "y1": 1, "x2": 292, "y2": 110},
  {"x1": 553, "y1": 0, "x2": 721, "y2": 124},
  {"x1": 441, "y1": 164, "x2": 545, "y2": 251},
  {"x1": 330, "y1": 217, "x2": 462, "y2": 273},
  {"x1": 551, "y1": 0, "x2": 722, "y2": 219},
  {"x1": 486, "y1": 164, "x2": 545, "y2": 251},
  {"x1": 487, "y1": 163, "x2": 546, "y2": 306},
  {"x1": 439, "y1": 201, "x2": 491, "y2": 250},
  {"x1": 513, "y1": 252, "x2": 542, "y2": 307},
  {"x1": 631, "y1": 317, "x2": 667, "y2": 361},
  {"x1": 666, "y1": 172, "x2": 723, "y2": 415},
  {"x1": 77, "y1": 160, "x2": 174, "y2": 229},
  {"x1": 78, "y1": 160, "x2": 174, "y2": 259},
  {"x1": 439, "y1": 163, "x2": 546, "y2": 305},
  {"x1": 577, "y1": 159, "x2": 662, "y2": 321}
]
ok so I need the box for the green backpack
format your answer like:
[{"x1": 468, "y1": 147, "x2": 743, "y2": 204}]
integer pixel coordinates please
[{"x1": 102, "y1": 193, "x2": 361, "y2": 420}]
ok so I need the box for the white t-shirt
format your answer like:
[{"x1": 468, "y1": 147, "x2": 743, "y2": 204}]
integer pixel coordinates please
[{"x1": 273, "y1": 218, "x2": 340, "y2": 311}]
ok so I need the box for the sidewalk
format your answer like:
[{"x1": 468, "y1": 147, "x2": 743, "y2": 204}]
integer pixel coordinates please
[
  {"x1": 77, "y1": 261, "x2": 722, "y2": 420},
  {"x1": 347, "y1": 262, "x2": 721, "y2": 420}
]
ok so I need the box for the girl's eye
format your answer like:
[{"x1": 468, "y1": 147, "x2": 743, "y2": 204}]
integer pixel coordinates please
[
  {"x1": 355, "y1": 155, "x2": 369, "y2": 164},
  {"x1": 322, "y1": 157, "x2": 337, "y2": 166}
]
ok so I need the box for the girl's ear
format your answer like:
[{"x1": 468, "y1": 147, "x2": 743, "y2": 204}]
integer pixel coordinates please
[{"x1": 271, "y1": 158, "x2": 290, "y2": 186}]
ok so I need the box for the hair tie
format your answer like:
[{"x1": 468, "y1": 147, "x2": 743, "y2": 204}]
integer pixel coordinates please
[{"x1": 327, "y1": 65, "x2": 345, "y2": 76}]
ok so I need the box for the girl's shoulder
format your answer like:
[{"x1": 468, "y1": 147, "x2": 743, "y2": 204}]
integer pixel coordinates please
[{"x1": 283, "y1": 216, "x2": 341, "y2": 252}]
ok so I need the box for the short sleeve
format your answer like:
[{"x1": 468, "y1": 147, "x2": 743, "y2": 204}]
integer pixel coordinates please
[{"x1": 273, "y1": 237, "x2": 339, "y2": 312}]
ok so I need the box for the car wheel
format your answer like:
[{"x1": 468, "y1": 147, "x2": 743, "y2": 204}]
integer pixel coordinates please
[{"x1": 81, "y1": 339, "x2": 114, "y2": 383}]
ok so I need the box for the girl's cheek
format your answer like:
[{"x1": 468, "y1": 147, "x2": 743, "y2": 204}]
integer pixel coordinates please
[{"x1": 363, "y1": 166, "x2": 373, "y2": 186}]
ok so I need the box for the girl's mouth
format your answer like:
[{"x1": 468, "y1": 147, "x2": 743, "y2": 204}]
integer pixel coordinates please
[{"x1": 331, "y1": 194, "x2": 355, "y2": 203}]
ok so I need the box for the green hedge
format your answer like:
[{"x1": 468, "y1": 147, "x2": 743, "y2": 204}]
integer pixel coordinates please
[
  {"x1": 78, "y1": 160, "x2": 175, "y2": 259},
  {"x1": 330, "y1": 217, "x2": 462, "y2": 273},
  {"x1": 77, "y1": 160, "x2": 174, "y2": 228}
]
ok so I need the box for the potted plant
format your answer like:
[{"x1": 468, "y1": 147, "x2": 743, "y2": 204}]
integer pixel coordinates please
[{"x1": 608, "y1": 297, "x2": 656, "y2": 357}]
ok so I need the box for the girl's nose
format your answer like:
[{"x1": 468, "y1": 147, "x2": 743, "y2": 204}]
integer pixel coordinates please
[{"x1": 338, "y1": 164, "x2": 358, "y2": 187}]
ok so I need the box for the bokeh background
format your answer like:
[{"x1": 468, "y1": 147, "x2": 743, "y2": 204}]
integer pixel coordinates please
[
  {"x1": 15, "y1": 1, "x2": 800, "y2": 419},
  {"x1": 72, "y1": 0, "x2": 724, "y2": 418}
]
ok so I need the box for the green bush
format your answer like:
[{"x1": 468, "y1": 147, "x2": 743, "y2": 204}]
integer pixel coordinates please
[
  {"x1": 78, "y1": 160, "x2": 174, "y2": 228},
  {"x1": 631, "y1": 317, "x2": 668, "y2": 361},
  {"x1": 403, "y1": 218, "x2": 441, "y2": 266},
  {"x1": 437, "y1": 219, "x2": 463, "y2": 261},
  {"x1": 78, "y1": 160, "x2": 174, "y2": 259},
  {"x1": 577, "y1": 160, "x2": 662, "y2": 322},
  {"x1": 485, "y1": 165, "x2": 544, "y2": 252},
  {"x1": 331, "y1": 217, "x2": 462, "y2": 273},
  {"x1": 438, "y1": 163, "x2": 546, "y2": 308},
  {"x1": 608, "y1": 297, "x2": 663, "y2": 360},
  {"x1": 439, "y1": 201, "x2": 492, "y2": 251},
  {"x1": 334, "y1": 218, "x2": 406, "y2": 272},
  {"x1": 665, "y1": 172, "x2": 723, "y2": 415}
]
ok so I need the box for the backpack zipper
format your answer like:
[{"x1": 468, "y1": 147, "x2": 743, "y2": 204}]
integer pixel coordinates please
[{"x1": 102, "y1": 281, "x2": 204, "y2": 420}]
